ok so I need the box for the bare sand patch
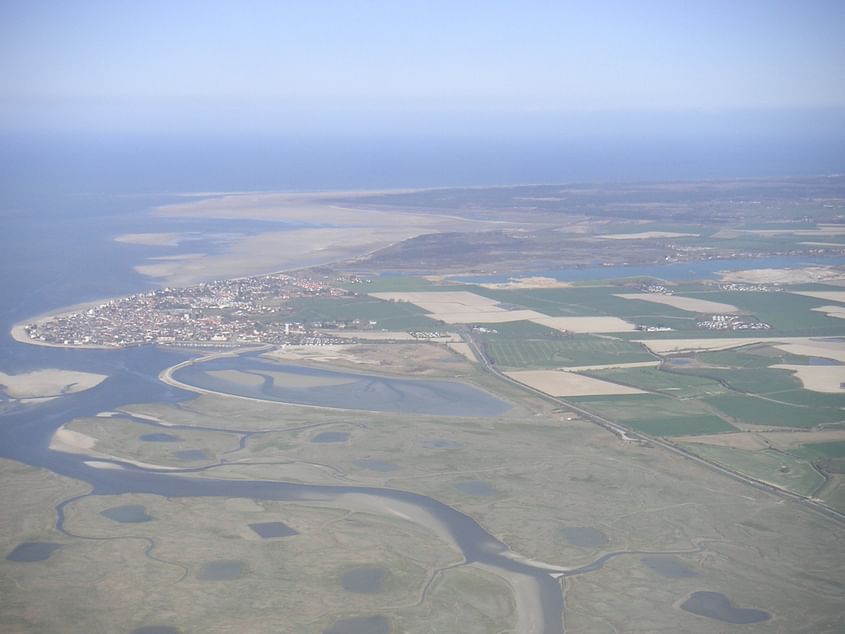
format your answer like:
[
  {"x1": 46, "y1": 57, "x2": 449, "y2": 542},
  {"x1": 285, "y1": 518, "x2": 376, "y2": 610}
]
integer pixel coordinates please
[
  {"x1": 505, "y1": 370, "x2": 644, "y2": 397},
  {"x1": 135, "y1": 226, "x2": 423, "y2": 285},
  {"x1": 52, "y1": 426, "x2": 182, "y2": 471},
  {"x1": 447, "y1": 342, "x2": 478, "y2": 363},
  {"x1": 811, "y1": 305, "x2": 845, "y2": 319},
  {"x1": 256, "y1": 370, "x2": 356, "y2": 389},
  {"x1": 438, "y1": 310, "x2": 547, "y2": 324},
  {"x1": 794, "y1": 291, "x2": 845, "y2": 303},
  {"x1": 478, "y1": 277, "x2": 572, "y2": 290},
  {"x1": 770, "y1": 340, "x2": 845, "y2": 364},
  {"x1": 531, "y1": 316, "x2": 638, "y2": 333},
  {"x1": 114, "y1": 232, "x2": 183, "y2": 246},
  {"x1": 637, "y1": 335, "x2": 845, "y2": 361},
  {"x1": 50, "y1": 427, "x2": 97, "y2": 452},
  {"x1": 772, "y1": 364, "x2": 845, "y2": 393},
  {"x1": 206, "y1": 370, "x2": 266, "y2": 388},
  {"x1": 144, "y1": 192, "x2": 527, "y2": 285},
  {"x1": 371, "y1": 291, "x2": 637, "y2": 330},
  {"x1": 598, "y1": 231, "x2": 699, "y2": 240},
  {"x1": 719, "y1": 267, "x2": 845, "y2": 285},
  {"x1": 0, "y1": 369, "x2": 107, "y2": 399},
  {"x1": 635, "y1": 337, "x2": 811, "y2": 355},
  {"x1": 615, "y1": 293, "x2": 739, "y2": 313}
]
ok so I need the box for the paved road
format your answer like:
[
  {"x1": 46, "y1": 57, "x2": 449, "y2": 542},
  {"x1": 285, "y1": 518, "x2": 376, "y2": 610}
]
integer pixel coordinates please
[{"x1": 461, "y1": 332, "x2": 845, "y2": 527}]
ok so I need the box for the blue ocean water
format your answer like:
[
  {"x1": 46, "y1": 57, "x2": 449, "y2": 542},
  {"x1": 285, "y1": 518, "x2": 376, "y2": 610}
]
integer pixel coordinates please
[{"x1": 1, "y1": 130, "x2": 844, "y2": 368}]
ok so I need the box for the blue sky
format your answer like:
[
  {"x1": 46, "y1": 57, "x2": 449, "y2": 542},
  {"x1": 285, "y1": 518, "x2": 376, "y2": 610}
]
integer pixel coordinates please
[{"x1": 1, "y1": 0, "x2": 844, "y2": 134}]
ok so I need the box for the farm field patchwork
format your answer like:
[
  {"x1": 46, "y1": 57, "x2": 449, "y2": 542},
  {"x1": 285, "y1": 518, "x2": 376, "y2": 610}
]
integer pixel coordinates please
[
  {"x1": 582, "y1": 367, "x2": 726, "y2": 398},
  {"x1": 614, "y1": 293, "x2": 740, "y2": 314},
  {"x1": 484, "y1": 336, "x2": 655, "y2": 368},
  {"x1": 703, "y1": 393, "x2": 845, "y2": 428},
  {"x1": 505, "y1": 370, "x2": 645, "y2": 397}
]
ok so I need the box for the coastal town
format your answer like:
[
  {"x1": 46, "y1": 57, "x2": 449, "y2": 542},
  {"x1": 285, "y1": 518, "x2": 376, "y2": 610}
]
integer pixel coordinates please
[{"x1": 22, "y1": 272, "x2": 369, "y2": 348}]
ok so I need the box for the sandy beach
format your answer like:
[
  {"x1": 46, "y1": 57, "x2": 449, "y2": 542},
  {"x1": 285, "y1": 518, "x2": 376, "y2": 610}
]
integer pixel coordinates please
[
  {"x1": 0, "y1": 369, "x2": 108, "y2": 400},
  {"x1": 10, "y1": 298, "x2": 120, "y2": 349}
]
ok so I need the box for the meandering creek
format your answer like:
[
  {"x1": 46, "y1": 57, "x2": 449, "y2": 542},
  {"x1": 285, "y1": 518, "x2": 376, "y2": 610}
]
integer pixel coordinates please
[{"x1": 0, "y1": 347, "x2": 769, "y2": 632}]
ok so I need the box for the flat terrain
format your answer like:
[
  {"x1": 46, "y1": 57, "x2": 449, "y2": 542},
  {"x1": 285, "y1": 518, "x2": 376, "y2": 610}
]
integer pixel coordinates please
[
  {"x1": 0, "y1": 369, "x2": 107, "y2": 400},
  {"x1": 505, "y1": 370, "x2": 645, "y2": 396},
  {"x1": 614, "y1": 293, "x2": 740, "y2": 314},
  {"x1": 7, "y1": 178, "x2": 845, "y2": 632}
]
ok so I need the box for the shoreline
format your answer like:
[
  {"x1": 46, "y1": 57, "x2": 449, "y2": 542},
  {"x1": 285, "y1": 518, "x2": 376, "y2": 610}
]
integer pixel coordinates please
[{"x1": 9, "y1": 297, "x2": 125, "y2": 349}]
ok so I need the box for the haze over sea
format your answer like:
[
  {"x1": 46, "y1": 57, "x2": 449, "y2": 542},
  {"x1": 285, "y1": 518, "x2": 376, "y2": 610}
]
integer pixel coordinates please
[
  {"x1": 3, "y1": 109, "x2": 845, "y2": 201},
  {"x1": 2, "y1": 112, "x2": 844, "y2": 354}
]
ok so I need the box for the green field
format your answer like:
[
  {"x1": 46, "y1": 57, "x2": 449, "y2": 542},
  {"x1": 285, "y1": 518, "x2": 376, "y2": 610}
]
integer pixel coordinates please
[
  {"x1": 696, "y1": 346, "x2": 810, "y2": 369},
  {"x1": 471, "y1": 286, "x2": 694, "y2": 319},
  {"x1": 704, "y1": 394, "x2": 845, "y2": 428},
  {"x1": 680, "y1": 444, "x2": 825, "y2": 496},
  {"x1": 793, "y1": 441, "x2": 845, "y2": 459},
  {"x1": 791, "y1": 441, "x2": 845, "y2": 475},
  {"x1": 475, "y1": 320, "x2": 563, "y2": 340},
  {"x1": 676, "y1": 367, "x2": 803, "y2": 395},
  {"x1": 681, "y1": 290, "x2": 845, "y2": 336},
  {"x1": 485, "y1": 335, "x2": 654, "y2": 368},
  {"x1": 583, "y1": 367, "x2": 726, "y2": 398},
  {"x1": 758, "y1": 389, "x2": 845, "y2": 408},
  {"x1": 568, "y1": 394, "x2": 735, "y2": 436},
  {"x1": 287, "y1": 296, "x2": 441, "y2": 330}
]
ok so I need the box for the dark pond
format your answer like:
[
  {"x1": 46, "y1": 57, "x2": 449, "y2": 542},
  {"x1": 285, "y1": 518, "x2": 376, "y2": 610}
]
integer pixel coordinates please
[
  {"x1": 423, "y1": 438, "x2": 464, "y2": 449},
  {"x1": 249, "y1": 521, "x2": 298, "y2": 538},
  {"x1": 340, "y1": 566, "x2": 387, "y2": 593},
  {"x1": 174, "y1": 355, "x2": 511, "y2": 417},
  {"x1": 6, "y1": 542, "x2": 62, "y2": 562},
  {"x1": 352, "y1": 459, "x2": 400, "y2": 473},
  {"x1": 0, "y1": 349, "x2": 563, "y2": 633},
  {"x1": 197, "y1": 560, "x2": 244, "y2": 581},
  {"x1": 312, "y1": 431, "x2": 350, "y2": 443},
  {"x1": 681, "y1": 591, "x2": 770, "y2": 624},
  {"x1": 560, "y1": 527, "x2": 609, "y2": 548},
  {"x1": 140, "y1": 433, "x2": 180, "y2": 442},
  {"x1": 641, "y1": 555, "x2": 698, "y2": 578},
  {"x1": 132, "y1": 627, "x2": 180, "y2": 634},
  {"x1": 453, "y1": 480, "x2": 496, "y2": 497},
  {"x1": 174, "y1": 449, "x2": 207, "y2": 461},
  {"x1": 101, "y1": 504, "x2": 153, "y2": 523},
  {"x1": 324, "y1": 615, "x2": 391, "y2": 634}
]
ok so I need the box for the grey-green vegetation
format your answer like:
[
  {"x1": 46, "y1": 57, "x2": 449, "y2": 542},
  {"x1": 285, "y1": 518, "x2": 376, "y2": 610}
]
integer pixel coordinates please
[{"x1": 680, "y1": 444, "x2": 825, "y2": 496}]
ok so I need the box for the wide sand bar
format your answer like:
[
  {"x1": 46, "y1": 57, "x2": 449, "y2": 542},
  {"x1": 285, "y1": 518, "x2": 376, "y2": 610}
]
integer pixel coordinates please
[{"x1": 0, "y1": 369, "x2": 107, "y2": 399}]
